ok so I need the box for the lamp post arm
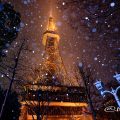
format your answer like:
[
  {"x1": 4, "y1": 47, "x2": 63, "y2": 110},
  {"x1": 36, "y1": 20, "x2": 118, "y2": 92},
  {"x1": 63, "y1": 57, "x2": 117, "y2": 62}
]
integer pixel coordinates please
[
  {"x1": 102, "y1": 90, "x2": 113, "y2": 96},
  {"x1": 102, "y1": 89, "x2": 120, "y2": 107},
  {"x1": 116, "y1": 86, "x2": 120, "y2": 94}
]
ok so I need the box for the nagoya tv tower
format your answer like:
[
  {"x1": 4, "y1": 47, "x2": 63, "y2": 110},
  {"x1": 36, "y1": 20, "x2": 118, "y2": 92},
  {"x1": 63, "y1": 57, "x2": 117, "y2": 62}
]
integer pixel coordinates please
[
  {"x1": 39, "y1": 14, "x2": 70, "y2": 86},
  {"x1": 19, "y1": 2, "x2": 90, "y2": 120}
]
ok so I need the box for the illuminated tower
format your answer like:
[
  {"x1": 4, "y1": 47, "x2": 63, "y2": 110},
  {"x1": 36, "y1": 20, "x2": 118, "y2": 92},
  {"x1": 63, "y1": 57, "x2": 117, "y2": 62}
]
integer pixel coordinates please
[
  {"x1": 40, "y1": 17, "x2": 69, "y2": 86},
  {"x1": 19, "y1": 16, "x2": 91, "y2": 120}
]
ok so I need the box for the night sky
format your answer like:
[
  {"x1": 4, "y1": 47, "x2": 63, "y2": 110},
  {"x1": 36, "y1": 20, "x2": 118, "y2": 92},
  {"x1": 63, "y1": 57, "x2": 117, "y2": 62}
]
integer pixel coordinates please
[{"x1": 1, "y1": 0, "x2": 120, "y2": 89}]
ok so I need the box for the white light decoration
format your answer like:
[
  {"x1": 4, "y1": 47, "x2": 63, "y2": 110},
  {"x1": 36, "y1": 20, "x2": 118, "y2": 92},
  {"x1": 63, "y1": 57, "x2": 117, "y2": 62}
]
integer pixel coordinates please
[
  {"x1": 94, "y1": 80, "x2": 103, "y2": 91},
  {"x1": 113, "y1": 73, "x2": 120, "y2": 84},
  {"x1": 94, "y1": 76, "x2": 120, "y2": 107}
]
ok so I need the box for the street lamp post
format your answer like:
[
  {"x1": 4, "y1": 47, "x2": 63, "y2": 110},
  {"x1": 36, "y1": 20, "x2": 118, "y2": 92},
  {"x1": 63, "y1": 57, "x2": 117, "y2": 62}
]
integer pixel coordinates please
[{"x1": 94, "y1": 73, "x2": 120, "y2": 107}]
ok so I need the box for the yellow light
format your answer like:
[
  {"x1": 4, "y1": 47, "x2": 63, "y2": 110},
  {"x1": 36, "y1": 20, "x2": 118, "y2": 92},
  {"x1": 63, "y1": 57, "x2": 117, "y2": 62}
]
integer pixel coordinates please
[{"x1": 47, "y1": 17, "x2": 56, "y2": 31}]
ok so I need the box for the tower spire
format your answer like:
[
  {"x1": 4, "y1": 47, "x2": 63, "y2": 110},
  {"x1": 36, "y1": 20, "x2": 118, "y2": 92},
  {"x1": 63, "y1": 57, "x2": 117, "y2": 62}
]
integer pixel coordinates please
[
  {"x1": 47, "y1": 17, "x2": 56, "y2": 31},
  {"x1": 40, "y1": 15, "x2": 70, "y2": 86}
]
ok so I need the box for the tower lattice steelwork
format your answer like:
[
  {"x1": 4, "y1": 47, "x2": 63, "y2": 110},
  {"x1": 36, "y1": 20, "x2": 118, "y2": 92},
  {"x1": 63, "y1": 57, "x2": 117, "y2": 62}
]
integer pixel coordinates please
[{"x1": 38, "y1": 17, "x2": 70, "y2": 86}]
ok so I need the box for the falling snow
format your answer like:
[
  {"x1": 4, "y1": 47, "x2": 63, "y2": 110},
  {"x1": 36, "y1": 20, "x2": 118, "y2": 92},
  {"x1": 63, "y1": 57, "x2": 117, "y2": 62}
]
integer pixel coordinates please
[{"x1": 0, "y1": 0, "x2": 120, "y2": 113}]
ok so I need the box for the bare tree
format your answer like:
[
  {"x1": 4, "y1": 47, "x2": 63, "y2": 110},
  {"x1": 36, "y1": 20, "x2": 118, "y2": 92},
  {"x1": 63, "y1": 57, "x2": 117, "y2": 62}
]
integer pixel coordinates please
[{"x1": 0, "y1": 39, "x2": 25, "y2": 119}]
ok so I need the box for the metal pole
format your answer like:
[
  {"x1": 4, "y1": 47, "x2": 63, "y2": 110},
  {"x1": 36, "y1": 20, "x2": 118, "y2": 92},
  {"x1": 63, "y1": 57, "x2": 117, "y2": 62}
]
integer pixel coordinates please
[{"x1": 114, "y1": 92, "x2": 120, "y2": 107}]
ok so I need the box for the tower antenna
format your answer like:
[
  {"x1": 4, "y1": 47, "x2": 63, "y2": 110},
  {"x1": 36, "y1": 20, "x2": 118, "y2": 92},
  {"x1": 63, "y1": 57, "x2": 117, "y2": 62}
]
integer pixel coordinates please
[{"x1": 49, "y1": 0, "x2": 53, "y2": 17}]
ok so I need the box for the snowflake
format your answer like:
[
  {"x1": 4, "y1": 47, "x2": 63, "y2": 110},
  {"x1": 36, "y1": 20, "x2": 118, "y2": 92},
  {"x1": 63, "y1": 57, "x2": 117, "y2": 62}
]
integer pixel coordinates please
[
  {"x1": 85, "y1": 17, "x2": 89, "y2": 20},
  {"x1": 110, "y1": 2, "x2": 115, "y2": 7},
  {"x1": 94, "y1": 57, "x2": 98, "y2": 61},
  {"x1": 1, "y1": 74, "x2": 4, "y2": 78},
  {"x1": 62, "y1": 2, "x2": 65, "y2": 6},
  {"x1": 92, "y1": 28, "x2": 97, "y2": 33},
  {"x1": 114, "y1": 27, "x2": 119, "y2": 32},
  {"x1": 20, "y1": 22, "x2": 25, "y2": 28}
]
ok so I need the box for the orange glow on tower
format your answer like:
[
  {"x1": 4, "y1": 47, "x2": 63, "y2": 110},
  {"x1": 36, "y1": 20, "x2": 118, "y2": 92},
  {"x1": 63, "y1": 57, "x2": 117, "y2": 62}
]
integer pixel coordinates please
[{"x1": 42, "y1": 17, "x2": 59, "y2": 47}]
